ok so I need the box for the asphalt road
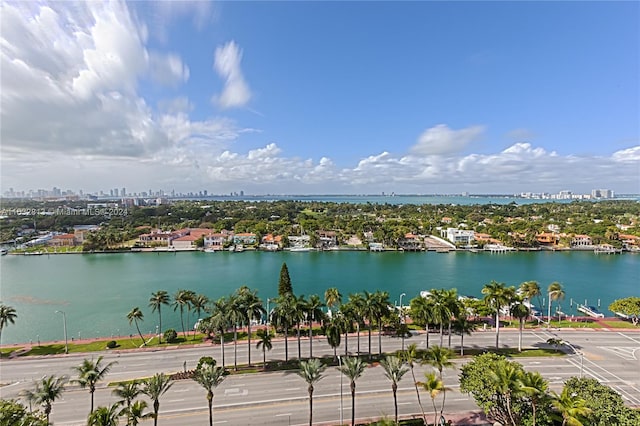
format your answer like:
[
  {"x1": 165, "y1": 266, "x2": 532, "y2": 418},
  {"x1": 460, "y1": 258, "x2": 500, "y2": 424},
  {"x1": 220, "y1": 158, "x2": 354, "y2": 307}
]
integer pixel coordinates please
[{"x1": 1, "y1": 328, "x2": 639, "y2": 425}]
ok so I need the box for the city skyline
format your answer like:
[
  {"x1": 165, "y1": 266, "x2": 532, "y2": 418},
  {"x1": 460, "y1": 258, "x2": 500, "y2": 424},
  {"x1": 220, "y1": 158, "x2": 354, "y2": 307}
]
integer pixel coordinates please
[{"x1": 1, "y1": 1, "x2": 638, "y2": 194}]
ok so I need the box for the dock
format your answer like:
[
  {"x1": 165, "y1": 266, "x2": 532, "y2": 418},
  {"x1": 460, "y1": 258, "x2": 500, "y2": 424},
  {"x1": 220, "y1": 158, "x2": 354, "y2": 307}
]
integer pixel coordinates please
[{"x1": 576, "y1": 303, "x2": 605, "y2": 318}]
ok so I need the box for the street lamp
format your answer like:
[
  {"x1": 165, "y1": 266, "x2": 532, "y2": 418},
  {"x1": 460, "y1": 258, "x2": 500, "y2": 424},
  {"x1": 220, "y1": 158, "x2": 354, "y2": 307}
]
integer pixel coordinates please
[
  {"x1": 561, "y1": 339, "x2": 584, "y2": 378},
  {"x1": 338, "y1": 356, "x2": 343, "y2": 426},
  {"x1": 55, "y1": 310, "x2": 68, "y2": 354}
]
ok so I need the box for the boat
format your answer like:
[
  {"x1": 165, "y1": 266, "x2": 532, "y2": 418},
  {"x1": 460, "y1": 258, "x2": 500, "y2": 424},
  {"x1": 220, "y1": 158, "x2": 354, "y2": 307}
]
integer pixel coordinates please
[
  {"x1": 204, "y1": 247, "x2": 217, "y2": 253},
  {"x1": 289, "y1": 246, "x2": 312, "y2": 252},
  {"x1": 234, "y1": 244, "x2": 245, "y2": 252},
  {"x1": 594, "y1": 245, "x2": 621, "y2": 254},
  {"x1": 0, "y1": 248, "x2": 8, "y2": 256}
]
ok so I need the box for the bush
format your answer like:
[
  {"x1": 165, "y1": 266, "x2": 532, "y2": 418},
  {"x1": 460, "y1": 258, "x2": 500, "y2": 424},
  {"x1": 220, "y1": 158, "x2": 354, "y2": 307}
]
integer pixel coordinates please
[
  {"x1": 106, "y1": 340, "x2": 117, "y2": 349},
  {"x1": 163, "y1": 329, "x2": 178, "y2": 343},
  {"x1": 197, "y1": 356, "x2": 216, "y2": 370}
]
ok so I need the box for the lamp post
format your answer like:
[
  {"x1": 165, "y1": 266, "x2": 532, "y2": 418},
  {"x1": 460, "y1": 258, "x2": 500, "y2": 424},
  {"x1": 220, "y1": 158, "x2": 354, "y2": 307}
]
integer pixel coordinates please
[
  {"x1": 55, "y1": 310, "x2": 68, "y2": 354},
  {"x1": 338, "y1": 356, "x2": 343, "y2": 426},
  {"x1": 399, "y1": 293, "x2": 406, "y2": 351}
]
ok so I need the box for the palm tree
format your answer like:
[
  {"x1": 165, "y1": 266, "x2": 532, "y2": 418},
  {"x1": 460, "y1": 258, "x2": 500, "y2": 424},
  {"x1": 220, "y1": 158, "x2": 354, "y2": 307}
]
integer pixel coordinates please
[
  {"x1": 489, "y1": 362, "x2": 523, "y2": 426},
  {"x1": 149, "y1": 291, "x2": 170, "y2": 343},
  {"x1": 88, "y1": 403, "x2": 119, "y2": 426},
  {"x1": 227, "y1": 293, "x2": 244, "y2": 371},
  {"x1": 20, "y1": 375, "x2": 67, "y2": 425},
  {"x1": 548, "y1": 282, "x2": 565, "y2": 326},
  {"x1": 72, "y1": 356, "x2": 118, "y2": 414},
  {"x1": 380, "y1": 355, "x2": 409, "y2": 425},
  {"x1": 325, "y1": 316, "x2": 343, "y2": 361},
  {"x1": 127, "y1": 307, "x2": 146, "y2": 346},
  {"x1": 173, "y1": 289, "x2": 191, "y2": 338},
  {"x1": 112, "y1": 381, "x2": 140, "y2": 413},
  {"x1": 429, "y1": 289, "x2": 453, "y2": 347},
  {"x1": 452, "y1": 316, "x2": 477, "y2": 356},
  {"x1": 305, "y1": 294, "x2": 325, "y2": 358},
  {"x1": 362, "y1": 291, "x2": 377, "y2": 358},
  {"x1": 373, "y1": 291, "x2": 391, "y2": 356},
  {"x1": 297, "y1": 358, "x2": 326, "y2": 426},
  {"x1": 293, "y1": 294, "x2": 308, "y2": 359},
  {"x1": 271, "y1": 293, "x2": 295, "y2": 362},
  {"x1": 338, "y1": 356, "x2": 368, "y2": 426},
  {"x1": 482, "y1": 281, "x2": 516, "y2": 349},
  {"x1": 402, "y1": 343, "x2": 428, "y2": 425},
  {"x1": 123, "y1": 400, "x2": 153, "y2": 426},
  {"x1": 418, "y1": 372, "x2": 446, "y2": 426},
  {"x1": 192, "y1": 364, "x2": 226, "y2": 426},
  {"x1": 519, "y1": 371, "x2": 548, "y2": 426},
  {"x1": 256, "y1": 328, "x2": 273, "y2": 370},
  {"x1": 345, "y1": 293, "x2": 365, "y2": 356},
  {"x1": 142, "y1": 373, "x2": 173, "y2": 426},
  {"x1": 191, "y1": 294, "x2": 209, "y2": 339},
  {"x1": 237, "y1": 286, "x2": 265, "y2": 366},
  {"x1": 409, "y1": 294, "x2": 434, "y2": 349},
  {"x1": 422, "y1": 345, "x2": 454, "y2": 420},
  {"x1": 519, "y1": 280, "x2": 542, "y2": 311},
  {"x1": 0, "y1": 303, "x2": 17, "y2": 345},
  {"x1": 551, "y1": 387, "x2": 591, "y2": 426},
  {"x1": 510, "y1": 298, "x2": 530, "y2": 352},
  {"x1": 324, "y1": 287, "x2": 342, "y2": 314},
  {"x1": 546, "y1": 337, "x2": 564, "y2": 353},
  {"x1": 210, "y1": 297, "x2": 231, "y2": 368}
]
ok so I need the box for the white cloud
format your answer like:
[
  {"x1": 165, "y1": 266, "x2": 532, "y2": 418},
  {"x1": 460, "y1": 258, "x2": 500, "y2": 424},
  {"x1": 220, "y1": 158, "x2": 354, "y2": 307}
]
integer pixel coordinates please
[
  {"x1": 612, "y1": 146, "x2": 640, "y2": 162},
  {"x1": 212, "y1": 41, "x2": 252, "y2": 109},
  {"x1": 149, "y1": 52, "x2": 190, "y2": 87},
  {"x1": 411, "y1": 124, "x2": 485, "y2": 156}
]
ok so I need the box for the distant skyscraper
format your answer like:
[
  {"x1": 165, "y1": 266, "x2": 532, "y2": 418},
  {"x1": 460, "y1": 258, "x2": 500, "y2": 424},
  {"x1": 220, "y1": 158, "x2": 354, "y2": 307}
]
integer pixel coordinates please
[{"x1": 121, "y1": 188, "x2": 126, "y2": 197}]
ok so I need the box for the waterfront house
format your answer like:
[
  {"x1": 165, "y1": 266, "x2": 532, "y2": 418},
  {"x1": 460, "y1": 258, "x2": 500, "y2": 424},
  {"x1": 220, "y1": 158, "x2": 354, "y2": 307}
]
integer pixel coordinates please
[
  {"x1": 233, "y1": 232, "x2": 257, "y2": 245},
  {"x1": 317, "y1": 230, "x2": 338, "y2": 248},
  {"x1": 571, "y1": 234, "x2": 593, "y2": 248},
  {"x1": 204, "y1": 233, "x2": 229, "y2": 250},
  {"x1": 288, "y1": 235, "x2": 311, "y2": 249},
  {"x1": 442, "y1": 228, "x2": 475, "y2": 245},
  {"x1": 171, "y1": 234, "x2": 199, "y2": 250},
  {"x1": 139, "y1": 229, "x2": 189, "y2": 246},
  {"x1": 473, "y1": 232, "x2": 502, "y2": 245},
  {"x1": 398, "y1": 233, "x2": 423, "y2": 251},
  {"x1": 536, "y1": 232, "x2": 560, "y2": 246},
  {"x1": 48, "y1": 233, "x2": 77, "y2": 247},
  {"x1": 73, "y1": 225, "x2": 100, "y2": 244}
]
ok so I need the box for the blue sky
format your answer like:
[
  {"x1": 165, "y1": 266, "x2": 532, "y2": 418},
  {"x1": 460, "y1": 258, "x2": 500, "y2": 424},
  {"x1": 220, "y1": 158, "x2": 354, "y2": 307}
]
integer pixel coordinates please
[{"x1": 1, "y1": 1, "x2": 638, "y2": 195}]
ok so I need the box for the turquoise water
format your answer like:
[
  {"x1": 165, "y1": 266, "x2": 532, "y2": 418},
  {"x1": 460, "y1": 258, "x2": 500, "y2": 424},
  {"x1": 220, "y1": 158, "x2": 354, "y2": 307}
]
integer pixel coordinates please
[{"x1": 1, "y1": 251, "x2": 638, "y2": 344}]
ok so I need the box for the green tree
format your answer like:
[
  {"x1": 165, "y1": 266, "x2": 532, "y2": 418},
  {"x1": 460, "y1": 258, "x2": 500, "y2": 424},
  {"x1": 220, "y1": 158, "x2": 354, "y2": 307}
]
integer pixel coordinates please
[
  {"x1": 422, "y1": 345, "x2": 454, "y2": 420},
  {"x1": 488, "y1": 362, "x2": 524, "y2": 426},
  {"x1": 519, "y1": 371, "x2": 549, "y2": 426},
  {"x1": 149, "y1": 290, "x2": 170, "y2": 343},
  {"x1": 482, "y1": 281, "x2": 516, "y2": 349},
  {"x1": 401, "y1": 344, "x2": 428, "y2": 426},
  {"x1": 191, "y1": 294, "x2": 209, "y2": 339},
  {"x1": 380, "y1": 355, "x2": 409, "y2": 425},
  {"x1": 209, "y1": 297, "x2": 231, "y2": 368},
  {"x1": 278, "y1": 262, "x2": 293, "y2": 296},
  {"x1": 428, "y1": 289, "x2": 453, "y2": 347},
  {"x1": 510, "y1": 298, "x2": 530, "y2": 352},
  {"x1": 608, "y1": 297, "x2": 640, "y2": 325},
  {"x1": 72, "y1": 356, "x2": 117, "y2": 415},
  {"x1": 519, "y1": 280, "x2": 542, "y2": 312},
  {"x1": 306, "y1": 294, "x2": 326, "y2": 358},
  {"x1": 271, "y1": 293, "x2": 295, "y2": 362},
  {"x1": 345, "y1": 293, "x2": 365, "y2": 356},
  {"x1": 325, "y1": 316, "x2": 343, "y2": 361},
  {"x1": 418, "y1": 371, "x2": 446, "y2": 426},
  {"x1": 561, "y1": 377, "x2": 640, "y2": 426},
  {"x1": 256, "y1": 328, "x2": 273, "y2": 370},
  {"x1": 237, "y1": 286, "x2": 265, "y2": 366},
  {"x1": 324, "y1": 287, "x2": 342, "y2": 313},
  {"x1": 127, "y1": 307, "x2": 146, "y2": 346},
  {"x1": 173, "y1": 289, "x2": 192, "y2": 338},
  {"x1": 123, "y1": 400, "x2": 154, "y2": 426},
  {"x1": 452, "y1": 316, "x2": 477, "y2": 356},
  {"x1": 112, "y1": 381, "x2": 140, "y2": 414},
  {"x1": 141, "y1": 373, "x2": 173, "y2": 426},
  {"x1": 0, "y1": 303, "x2": 17, "y2": 345},
  {"x1": 551, "y1": 387, "x2": 592, "y2": 426},
  {"x1": 547, "y1": 281, "x2": 565, "y2": 325},
  {"x1": 409, "y1": 294, "x2": 434, "y2": 348},
  {"x1": 87, "y1": 403, "x2": 120, "y2": 426},
  {"x1": 20, "y1": 375, "x2": 67, "y2": 425},
  {"x1": 192, "y1": 364, "x2": 226, "y2": 426},
  {"x1": 0, "y1": 399, "x2": 48, "y2": 426},
  {"x1": 373, "y1": 290, "x2": 391, "y2": 356},
  {"x1": 338, "y1": 356, "x2": 368, "y2": 426},
  {"x1": 296, "y1": 358, "x2": 326, "y2": 426}
]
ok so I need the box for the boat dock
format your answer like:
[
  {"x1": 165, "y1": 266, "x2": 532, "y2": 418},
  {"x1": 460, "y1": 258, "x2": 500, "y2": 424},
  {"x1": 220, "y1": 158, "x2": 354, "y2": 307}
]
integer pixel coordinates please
[{"x1": 576, "y1": 303, "x2": 605, "y2": 318}]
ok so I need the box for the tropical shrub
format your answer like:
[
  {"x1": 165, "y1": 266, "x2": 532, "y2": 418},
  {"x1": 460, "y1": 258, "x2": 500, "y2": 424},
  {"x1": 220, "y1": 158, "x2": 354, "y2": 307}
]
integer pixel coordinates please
[
  {"x1": 106, "y1": 340, "x2": 117, "y2": 349},
  {"x1": 163, "y1": 329, "x2": 177, "y2": 343}
]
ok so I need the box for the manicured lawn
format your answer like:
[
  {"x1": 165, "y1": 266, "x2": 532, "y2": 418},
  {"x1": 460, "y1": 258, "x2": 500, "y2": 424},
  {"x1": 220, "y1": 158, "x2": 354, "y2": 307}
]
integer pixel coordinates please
[
  {"x1": 0, "y1": 347, "x2": 23, "y2": 358},
  {"x1": 600, "y1": 320, "x2": 639, "y2": 329}
]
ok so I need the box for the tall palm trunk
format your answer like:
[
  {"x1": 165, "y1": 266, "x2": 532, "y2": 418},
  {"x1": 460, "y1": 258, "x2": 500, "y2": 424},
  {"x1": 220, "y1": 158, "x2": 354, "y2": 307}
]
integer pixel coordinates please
[
  {"x1": 247, "y1": 321, "x2": 252, "y2": 366},
  {"x1": 284, "y1": 327, "x2": 289, "y2": 362},
  {"x1": 460, "y1": 333, "x2": 465, "y2": 356},
  {"x1": 356, "y1": 323, "x2": 360, "y2": 356},
  {"x1": 344, "y1": 330, "x2": 348, "y2": 357},
  {"x1": 158, "y1": 307, "x2": 162, "y2": 344},
  {"x1": 518, "y1": 319, "x2": 523, "y2": 352},
  {"x1": 207, "y1": 391, "x2": 213, "y2": 426},
  {"x1": 432, "y1": 395, "x2": 438, "y2": 426},
  {"x1": 377, "y1": 318, "x2": 383, "y2": 356},
  {"x1": 309, "y1": 320, "x2": 313, "y2": 358},
  {"x1": 233, "y1": 324, "x2": 238, "y2": 371},
  {"x1": 439, "y1": 322, "x2": 444, "y2": 346},
  {"x1": 153, "y1": 400, "x2": 159, "y2": 426},
  {"x1": 219, "y1": 332, "x2": 225, "y2": 368},
  {"x1": 447, "y1": 321, "x2": 452, "y2": 349},
  {"x1": 495, "y1": 311, "x2": 500, "y2": 349},
  {"x1": 90, "y1": 387, "x2": 95, "y2": 413},
  {"x1": 262, "y1": 346, "x2": 266, "y2": 370},
  {"x1": 392, "y1": 383, "x2": 398, "y2": 424},
  {"x1": 410, "y1": 365, "x2": 428, "y2": 426},
  {"x1": 368, "y1": 323, "x2": 372, "y2": 359},
  {"x1": 308, "y1": 385, "x2": 314, "y2": 426},
  {"x1": 350, "y1": 382, "x2": 356, "y2": 426},
  {"x1": 296, "y1": 322, "x2": 301, "y2": 359},
  {"x1": 425, "y1": 325, "x2": 430, "y2": 348},
  {"x1": 134, "y1": 319, "x2": 146, "y2": 346}
]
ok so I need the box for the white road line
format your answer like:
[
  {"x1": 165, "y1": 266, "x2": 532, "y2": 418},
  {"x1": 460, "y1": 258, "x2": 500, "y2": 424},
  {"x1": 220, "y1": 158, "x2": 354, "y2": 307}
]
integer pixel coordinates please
[
  {"x1": 285, "y1": 387, "x2": 301, "y2": 391},
  {"x1": 617, "y1": 332, "x2": 640, "y2": 345},
  {"x1": 275, "y1": 413, "x2": 292, "y2": 417},
  {"x1": 167, "y1": 399, "x2": 185, "y2": 403}
]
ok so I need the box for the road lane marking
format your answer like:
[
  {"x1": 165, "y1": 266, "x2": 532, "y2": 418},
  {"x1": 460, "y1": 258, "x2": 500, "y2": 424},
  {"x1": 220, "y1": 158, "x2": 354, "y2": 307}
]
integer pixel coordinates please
[
  {"x1": 275, "y1": 413, "x2": 292, "y2": 417},
  {"x1": 618, "y1": 332, "x2": 640, "y2": 345},
  {"x1": 167, "y1": 398, "x2": 185, "y2": 403},
  {"x1": 285, "y1": 387, "x2": 301, "y2": 391}
]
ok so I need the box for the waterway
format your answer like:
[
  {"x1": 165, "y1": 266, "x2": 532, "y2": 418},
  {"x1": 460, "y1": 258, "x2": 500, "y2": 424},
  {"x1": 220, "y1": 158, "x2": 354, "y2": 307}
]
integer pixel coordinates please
[{"x1": 0, "y1": 251, "x2": 638, "y2": 344}]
